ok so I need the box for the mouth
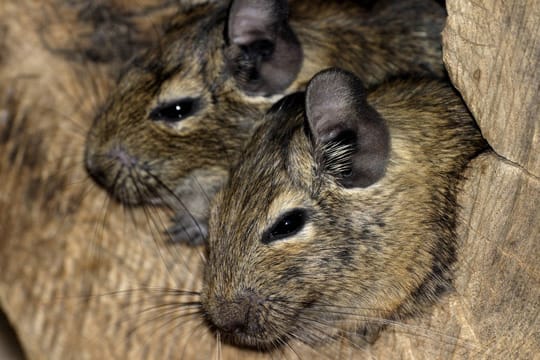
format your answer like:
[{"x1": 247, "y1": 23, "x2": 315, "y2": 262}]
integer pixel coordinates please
[
  {"x1": 214, "y1": 316, "x2": 337, "y2": 352},
  {"x1": 217, "y1": 330, "x2": 288, "y2": 352},
  {"x1": 105, "y1": 175, "x2": 160, "y2": 206},
  {"x1": 85, "y1": 147, "x2": 167, "y2": 206}
]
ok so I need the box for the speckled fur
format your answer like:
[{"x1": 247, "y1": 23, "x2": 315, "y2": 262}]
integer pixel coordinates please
[
  {"x1": 84, "y1": 0, "x2": 446, "y2": 243},
  {"x1": 202, "y1": 74, "x2": 487, "y2": 349}
]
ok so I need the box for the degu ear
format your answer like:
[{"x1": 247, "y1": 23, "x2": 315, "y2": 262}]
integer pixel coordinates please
[
  {"x1": 225, "y1": 0, "x2": 303, "y2": 96},
  {"x1": 305, "y1": 68, "x2": 390, "y2": 188}
]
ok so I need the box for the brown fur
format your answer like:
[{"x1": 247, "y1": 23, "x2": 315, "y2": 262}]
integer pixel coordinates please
[
  {"x1": 84, "y1": 0, "x2": 446, "y2": 244},
  {"x1": 202, "y1": 71, "x2": 487, "y2": 350},
  {"x1": 38, "y1": 0, "x2": 176, "y2": 65}
]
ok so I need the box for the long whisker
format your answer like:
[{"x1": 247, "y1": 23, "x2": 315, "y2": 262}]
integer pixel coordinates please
[
  {"x1": 87, "y1": 183, "x2": 114, "y2": 279},
  {"x1": 146, "y1": 170, "x2": 205, "y2": 241},
  {"x1": 129, "y1": 170, "x2": 182, "y2": 286},
  {"x1": 268, "y1": 298, "x2": 483, "y2": 357},
  {"x1": 130, "y1": 169, "x2": 200, "y2": 277}
]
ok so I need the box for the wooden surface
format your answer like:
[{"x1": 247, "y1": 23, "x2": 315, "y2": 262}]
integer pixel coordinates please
[
  {"x1": 443, "y1": 0, "x2": 540, "y2": 175},
  {"x1": 440, "y1": 0, "x2": 540, "y2": 357},
  {"x1": 0, "y1": 0, "x2": 538, "y2": 359}
]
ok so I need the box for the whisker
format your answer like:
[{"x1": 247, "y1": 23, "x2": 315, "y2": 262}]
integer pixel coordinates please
[
  {"x1": 216, "y1": 331, "x2": 221, "y2": 360},
  {"x1": 189, "y1": 172, "x2": 212, "y2": 208},
  {"x1": 282, "y1": 337, "x2": 304, "y2": 360},
  {"x1": 80, "y1": 183, "x2": 114, "y2": 283},
  {"x1": 130, "y1": 170, "x2": 199, "y2": 278},
  {"x1": 125, "y1": 308, "x2": 203, "y2": 339},
  {"x1": 129, "y1": 174, "x2": 181, "y2": 286},
  {"x1": 146, "y1": 171, "x2": 205, "y2": 242},
  {"x1": 267, "y1": 297, "x2": 483, "y2": 357},
  {"x1": 52, "y1": 287, "x2": 200, "y2": 302}
]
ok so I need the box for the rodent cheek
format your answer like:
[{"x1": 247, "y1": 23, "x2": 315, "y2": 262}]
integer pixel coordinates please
[{"x1": 200, "y1": 266, "x2": 222, "y2": 313}]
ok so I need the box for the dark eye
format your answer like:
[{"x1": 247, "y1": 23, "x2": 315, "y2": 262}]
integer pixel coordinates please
[
  {"x1": 149, "y1": 98, "x2": 199, "y2": 122},
  {"x1": 262, "y1": 209, "x2": 308, "y2": 244}
]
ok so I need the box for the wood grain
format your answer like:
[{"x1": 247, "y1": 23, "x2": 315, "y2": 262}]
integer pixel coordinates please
[
  {"x1": 443, "y1": 0, "x2": 540, "y2": 176},
  {"x1": 441, "y1": 0, "x2": 540, "y2": 358}
]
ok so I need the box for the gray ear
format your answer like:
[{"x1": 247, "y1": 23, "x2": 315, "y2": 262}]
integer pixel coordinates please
[
  {"x1": 306, "y1": 68, "x2": 390, "y2": 188},
  {"x1": 225, "y1": 0, "x2": 303, "y2": 96}
]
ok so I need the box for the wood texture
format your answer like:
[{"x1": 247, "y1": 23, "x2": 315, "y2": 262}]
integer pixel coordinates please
[
  {"x1": 443, "y1": 0, "x2": 540, "y2": 175},
  {"x1": 442, "y1": 0, "x2": 540, "y2": 357}
]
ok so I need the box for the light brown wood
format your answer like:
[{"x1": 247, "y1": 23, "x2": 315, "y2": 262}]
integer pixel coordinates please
[
  {"x1": 438, "y1": 0, "x2": 540, "y2": 357},
  {"x1": 443, "y1": 0, "x2": 540, "y2": 175}
]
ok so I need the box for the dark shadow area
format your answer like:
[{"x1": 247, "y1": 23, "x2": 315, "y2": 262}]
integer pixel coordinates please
[{"x1": 0, "y1": 308, "x2": 26, "y2": 360}]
